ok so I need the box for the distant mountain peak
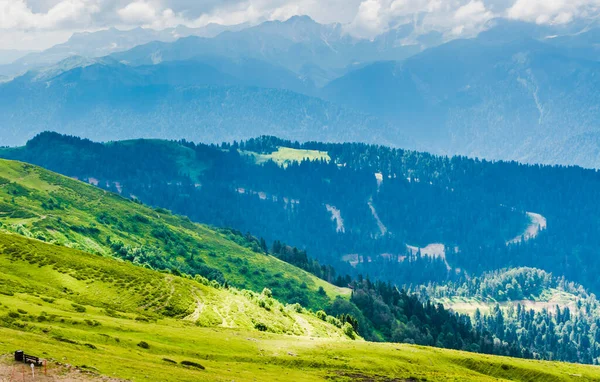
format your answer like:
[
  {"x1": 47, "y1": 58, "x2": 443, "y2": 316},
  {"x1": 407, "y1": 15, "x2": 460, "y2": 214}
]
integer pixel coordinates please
[{"x1": 284, "y1": 15, "x2": 317, "y2": 24}]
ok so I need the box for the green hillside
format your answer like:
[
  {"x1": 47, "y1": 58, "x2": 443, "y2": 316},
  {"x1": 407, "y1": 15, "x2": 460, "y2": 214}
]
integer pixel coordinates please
[
  {"x1": 0, "y1": 232, "x2": 598, "y2": 381},
  {"x1": 0, "y1": 232, "x2": 349, "y2": 337},
  {"x1": 0, "y1": 206, "x2": 598, "y2": 381},
  {"x1": 0, "y1": 159, "x2": 349, "y2": 309}
]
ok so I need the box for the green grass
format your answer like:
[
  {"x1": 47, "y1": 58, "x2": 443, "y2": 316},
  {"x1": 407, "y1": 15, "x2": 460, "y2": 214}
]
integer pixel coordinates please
[
  {"x1": 0, "y1": 233, "x2": 599, "y2": 381},
  {"x1": 0, "y1": 231, "x2": 348, "y2": 337},
  {"x1": 241, "y1": 147, "x2": 330, "y2": 167},
  {"x1": 0, "y1": 159, "x2": 348, "y2": 309},
  {"x1": 2, "y1": 307, "x2": 599, "y2": 381}
]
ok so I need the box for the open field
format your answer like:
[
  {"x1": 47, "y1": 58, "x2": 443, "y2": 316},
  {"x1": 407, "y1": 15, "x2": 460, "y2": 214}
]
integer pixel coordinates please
[
  {"x1": 2, "y1": 322, "x2": 600, "y2": 381},
  {"x1": 242, "y1": 147, "x2": 330, "y2": 167},
  {"x1": 436, "y1": 288, "x2": 581, "y2": 316}
]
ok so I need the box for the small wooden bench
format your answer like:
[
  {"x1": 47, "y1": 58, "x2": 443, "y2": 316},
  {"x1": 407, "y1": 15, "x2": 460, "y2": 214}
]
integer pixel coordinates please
[{"x1": 15, "y1": 351, "x2": 44, "y2": 366}]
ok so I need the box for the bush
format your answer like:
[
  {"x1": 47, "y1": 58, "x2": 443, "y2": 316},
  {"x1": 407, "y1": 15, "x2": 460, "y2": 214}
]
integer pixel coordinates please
[
  {"x1": 181, "y1": 361, "x2": 205, "y2": 370},
  {"x1": 289, "y1": 303, "x2": 304, "y2": 313},
  {"x1": 262, "y1": 288, "x2": 273, "y2": 298},
  {"x1": 326, "y1": 316, "x2": 342, "y2": 328},
  {"x1": 316, "y1": 310, "x2": 327, "y2": 321},
  {"x1": 71, "y1": 303, "x2": 86, "y2": 313},
  {"x1": 254, "y1": 322, "x2": 268, "y2": 332},
  {"x1": 343, "y1": 322, "x2": 355, "y2": 339},
  {"x1": 137, "y1": 341, "x2": 150, "y2": 349}
]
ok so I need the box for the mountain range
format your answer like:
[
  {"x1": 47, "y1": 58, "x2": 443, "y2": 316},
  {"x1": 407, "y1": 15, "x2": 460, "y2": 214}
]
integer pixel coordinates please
[{"x1": 0, "y1": 24, "x2": 250, "y2": 78}]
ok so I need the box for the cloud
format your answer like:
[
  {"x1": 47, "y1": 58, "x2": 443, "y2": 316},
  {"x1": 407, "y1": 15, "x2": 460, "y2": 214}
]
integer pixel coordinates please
[
  {"x1": 346, "y1": 0, "x2": 386, "y2": 38},
  {"x1": 0, "y1": 0, "x2": 99, "y2": 29},
  {"x1": 1, "y1": 0, "x2": 600, "y2": 50},
  {"x1": 345, "y1": 0, "x2": 495, "y2": 39},
  {"x1": 507, "y1": 0, "x2": 600, "y2": 25},
  {"x1": 117, "y1": 1, "x2": 156, "y2": 24},
  {"x1": 452, "y1": 1, "x2": 494, "y2": 35}
]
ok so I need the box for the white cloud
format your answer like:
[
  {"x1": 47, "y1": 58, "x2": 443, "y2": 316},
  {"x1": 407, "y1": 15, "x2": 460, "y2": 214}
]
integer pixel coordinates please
[
  {"x1": 345, "y1": 0, "x2": 495, "y2": 39},
  {"x1": 1, "y1": 0, "x2": 600, "y2": 50},
  {"x1": 117, "y1": 1, "x2": 156, "y2": 24},
  {"x1": 0, "y1": 0, "x2": 98, "y2": 29},
  {"x1": 507, "y1": 0, "x2": 600, "y2": 25},
  {"x1": 346, "y1": 0, "x2": 386, "y2": 38},
  {"x1": 452, "y1": 1, "x2": 493, "y2": 35}
]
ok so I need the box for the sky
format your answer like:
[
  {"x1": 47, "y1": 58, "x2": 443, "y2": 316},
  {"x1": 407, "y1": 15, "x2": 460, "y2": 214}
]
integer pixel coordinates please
[{"x1": 1, "y1": 0, "x2": 599, "y2": 50}]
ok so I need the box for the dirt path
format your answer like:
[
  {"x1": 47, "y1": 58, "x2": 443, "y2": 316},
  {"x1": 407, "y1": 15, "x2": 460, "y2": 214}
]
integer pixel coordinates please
[
  {"x1": 293, "y1": 315, "x2": 314, "y2": 337},
  {"x1": 0, "y1": 356, "x2": 122, "y2": 382},
  {"x1": 184, "y1": 291, "x2": 204, "y2": 322}
]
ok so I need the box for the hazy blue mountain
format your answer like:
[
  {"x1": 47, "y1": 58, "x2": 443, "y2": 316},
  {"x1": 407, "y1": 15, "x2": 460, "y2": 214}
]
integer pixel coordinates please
[
  {"x1": 112, "y1": 16, "x2": 430, "y2": 87},
  {"x1": 0, "y1": 24, "x2": 250, "y2": 78},
  {"x1": 0, "y1": 60, "x2": 406, "y2": 147},
  {"x1": 322, "y1": 29, "x2": 600, "y2": 168},
  {"x1": 0, "y1": 49, "x2": 37, "y2": 65}
]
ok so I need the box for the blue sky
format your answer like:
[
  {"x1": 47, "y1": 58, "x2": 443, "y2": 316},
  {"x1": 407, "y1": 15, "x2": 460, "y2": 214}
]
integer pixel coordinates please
[{"x1": 1, "y1": 0, "x2": 599, "y2": 50}]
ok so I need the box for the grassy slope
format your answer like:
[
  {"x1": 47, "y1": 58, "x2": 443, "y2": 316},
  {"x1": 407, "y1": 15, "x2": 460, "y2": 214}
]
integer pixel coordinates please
[
  {"x1": 0, "y1": 232, "x2": 347, "y2": 335},
  {"x1": 3, "y1": 225, "x2": 597, "y2": 381},
  {"x1": 0, "y1": 159, "x2": 348, "y2": 309}
]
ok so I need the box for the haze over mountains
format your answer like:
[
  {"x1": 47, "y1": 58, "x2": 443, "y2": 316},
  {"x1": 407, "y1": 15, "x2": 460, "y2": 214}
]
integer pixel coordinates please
[{"x1": 2, "y1": 16, "x2": 600, "y2": 167}]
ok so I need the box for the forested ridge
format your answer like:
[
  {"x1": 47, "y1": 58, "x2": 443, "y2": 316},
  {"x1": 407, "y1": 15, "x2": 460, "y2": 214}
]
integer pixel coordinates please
[
  {"x1": 4, "y1": 133, "x2": 598, "y2": 295},
  {"x1": 418, "y1": 268, "x2": 600, "y2": 364},
  {"x1": 0, "y1": 132, "x2": 530, "y2": 285}
]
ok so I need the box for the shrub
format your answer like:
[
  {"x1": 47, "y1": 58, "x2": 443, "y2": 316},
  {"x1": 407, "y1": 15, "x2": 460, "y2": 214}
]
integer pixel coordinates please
[
  {"x1": 316, "y1": 310, "x2": 327, "y2": 321},
  {"x1": 254, "y1": 322, "x2": 268, "y2": 332},
  {"x1": 137, "y1": 341, "x2": 150, "y2": 349},
  {"x1": 326, "y1": 316, "x2": 342, "y2": 328},
  {"x1": 54, "y1": 336, "x2": 79, "y2": 345},
  {"x1": 180, "y1": 361, "x2": 205, "y2": 370},
  {"x1": 71, "y1": 303, "x2": 86, "y2": 313},
  {"x1": 289, "y1": 303, "x2": 303, "y2": 313},
  {"x1": 343, "y1": 322, "x2": 355, "y2": 339}
]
